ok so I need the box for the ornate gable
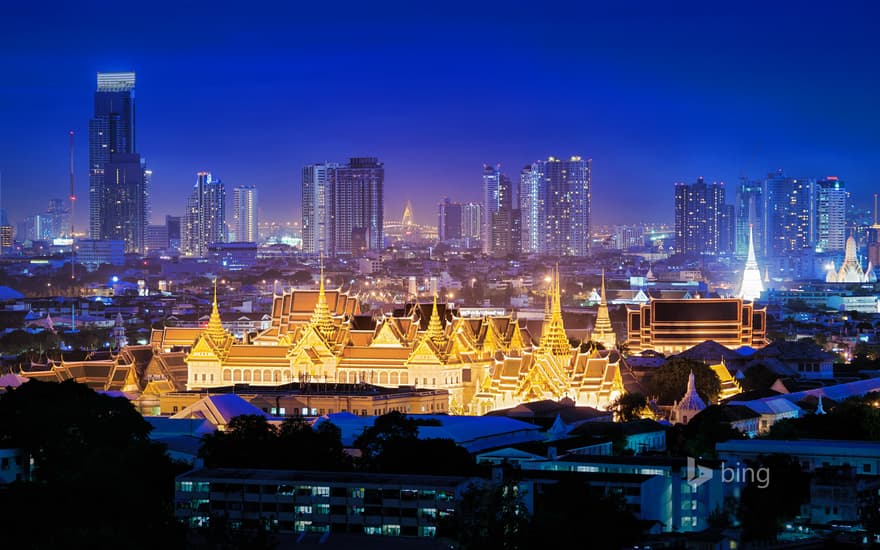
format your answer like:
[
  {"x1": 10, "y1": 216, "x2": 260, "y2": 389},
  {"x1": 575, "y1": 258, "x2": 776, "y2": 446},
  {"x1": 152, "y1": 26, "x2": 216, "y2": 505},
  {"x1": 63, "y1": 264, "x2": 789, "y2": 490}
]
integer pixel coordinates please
[
  {"x1": 406, "y1": 338, "x2": 443, "y2": 365},
  {"x1": 371, "y1": 321, "x2": 405, "y2": 348}
]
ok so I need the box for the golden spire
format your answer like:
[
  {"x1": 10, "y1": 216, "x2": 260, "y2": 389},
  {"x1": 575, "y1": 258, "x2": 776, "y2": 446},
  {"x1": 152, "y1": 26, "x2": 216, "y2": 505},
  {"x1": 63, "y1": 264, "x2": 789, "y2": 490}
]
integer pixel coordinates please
[
  {"x1": 205, "y1": 278, "x2": 228, "y2": 341},
  {"x1": 593, "y1": 269, "x2": 616, "y2": 349},
  {"x1": 425, "y1": 293, "x2": 446, "y2": 348},
  {"x1": 311, "y1": 255, "x2": 336, "y2": 340},
  {"x1": 539, "y1": 263, "x2": 571, "y2": 356}
]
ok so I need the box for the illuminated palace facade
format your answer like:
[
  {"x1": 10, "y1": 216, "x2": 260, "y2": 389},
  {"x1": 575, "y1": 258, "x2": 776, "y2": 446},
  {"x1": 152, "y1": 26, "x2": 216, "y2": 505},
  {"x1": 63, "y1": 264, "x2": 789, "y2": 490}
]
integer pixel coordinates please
[
  {"x1": 184, "y1": 270, "x2": 624, "y2": 415},
  {"x1": 626, "y1": 297, "x2": 767, "y2": 355}
]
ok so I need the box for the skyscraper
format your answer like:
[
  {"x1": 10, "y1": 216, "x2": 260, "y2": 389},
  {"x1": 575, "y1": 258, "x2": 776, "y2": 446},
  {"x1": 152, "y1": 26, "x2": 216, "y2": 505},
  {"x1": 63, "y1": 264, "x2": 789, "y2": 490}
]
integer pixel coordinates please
[
  {"x1": 182, "y1": 172, "x2": 226, "y2": 257},
  {"x1": 489, "y1": 174, "x2": 521, "y2": 257},
  {"x1": 438, "y1": 198, "x2": 463, "y2": 241},
  {"x1": 302, "y1": 162, "x2": 337, "y2": 255},
  {"x1": 764, "y1": 169, "x2": 814, "y2": 256},
  {"x1": 519, "y1": 163, "x2": 541, "y2": 254},
  {"x1": 89, "y1": 72, "x2": 147, "y2": 253},
  {"x1": 673, "y1": 177, "x2": 726, "y2": 255},
  {"x1": 231, "y1": 185, "x2": 259, "y2": 243},
  {"x1": 482, "y1": 163, "x2": 503, "y2": 254},
  {"x1": 540, "y1": 156, "x2": 591, "y2": 256},
  {"x1": 815, "y1": 177, "x2": 846, "y2": 253},
  {"x1": 327, "y1": 157, "x2": 384, "y2": 256},
  {"x1": 461, "y1": 202, "x2": 482, "y2": 242},
  {"x1": 734, "y1": 177, "x2": 764, "y2": 258},
  {"x1": 102, "y1": 152, "x2": 148, "y2": 253}
]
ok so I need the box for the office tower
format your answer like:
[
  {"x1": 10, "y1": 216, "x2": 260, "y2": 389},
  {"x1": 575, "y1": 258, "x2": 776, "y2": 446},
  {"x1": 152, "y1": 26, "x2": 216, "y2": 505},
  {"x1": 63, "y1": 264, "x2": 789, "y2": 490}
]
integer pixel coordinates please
[
  {"x1": 231, "y1": 185, "x2": 259, "y2": 243},
  {"x1": 815, "y1": 177, "x2": 846, "y2": 253},
  {"x1": 734, "y1": 177, "x2": 764, "y2": 258},
  {"x1": 182, "y1": 172, "x2": 226, "y2": 257},
  {"x1": 673, "y1": 177, "x2": 726, "y2": 255},
  {"x1": 18, "y1": 214, "x2": 53, "y2": 241},
  {"x1": 101, "y1": 152, "x2": 148, "y2": 253},
  {"x1": 540, "y1": 156, "x2": 592, "y2": 256},
  {"x1": 302, "y1": 162, "x2": 337, "y2": 255},
  {"x1": 613, "y1": 225, "x2": 644, "y2": 250},
  {"x1": 166, "y1": 215, "x2": 181, "y2": 251},
  {"x1": 438, "y1": 198, "x2": 463, "y2": 241},
  {"x1": 461, "y1": 202, "x2": 482, "y2": 241},
  {"x1": 46, "y1": 199, "x2": 69, "y2": 239},
  {"x1": 327, "y1": 157, "x2": 384, "y2": 256},
  {"x1": 481, "y1": 164, "x2": 505, "y2": 253},
  {"x1": 764, "y1": 169, "x2": 814, "y2": 256},
  {"x1": 519, "y1": 163, "x2": 541, "y2": 254},
  {"x1": 720, "y1": 203, "x2": 736, "y2": 254},
  {"x1": 145, "y1": 224, "x2": 169, "y2": 253},
  {"x1": 489, "y1": 172, "x2": 521, "y2": 256},
  {"x1": 0, "y1": 225, "x2": 12, "y2": 254},
  {"x1": 89, "y1": 72, "x2": 137, "y2": 240}
]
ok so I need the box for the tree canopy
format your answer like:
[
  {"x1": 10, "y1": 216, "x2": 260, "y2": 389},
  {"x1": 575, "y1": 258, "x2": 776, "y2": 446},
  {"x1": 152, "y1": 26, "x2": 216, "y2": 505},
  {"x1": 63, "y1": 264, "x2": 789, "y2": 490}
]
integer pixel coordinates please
[
  {"x1": 199, "y1": 414, "x2": 351, "y2": 471},
  {"x1": 649, "y1": 357, "x2": 721, "y2": 404},
  {"x1": 0, "y1": 380, "x2": 184, "y2": 547}
]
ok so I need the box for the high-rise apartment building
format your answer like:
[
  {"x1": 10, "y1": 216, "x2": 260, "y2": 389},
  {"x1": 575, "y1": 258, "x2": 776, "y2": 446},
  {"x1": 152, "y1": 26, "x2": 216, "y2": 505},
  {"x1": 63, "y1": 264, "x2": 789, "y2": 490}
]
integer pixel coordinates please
[
  {"x1": 764, "y1": 169, "x2": 814, "y2": 257},
  {"x1": 815, "y1": 177, "x2": 846, "y2": 253},
  {"x1": 231, "y1": 185, "x2": 259, "y2": 243},
  {"x1": 303, "y1": 158, "x2": 383, "y2": 256},
  {"x1": 540, "y1": 156, "x2": 592, "y2": 256},
  {"x1": 481, "y1": 164, "x2": 504, "y2": 254},
  {"x1": 89, "y1": 72, "x2": 148, "y2": 253},
  {"x1": 302, "y1": 162, "x2": 336, "y2": 255},
  {"x1": 461, "y1": 203, "x2": 482, "y2": 241},
  {"x1": 438, "y1": 198, "x2": 463, "y2": 241},
  {"x1": 735, "y1": 177, "x2": 764, "y2": 258},
  {"x1": 673, "y1": 177, "x2": 726, "y2": 255},
  {"x1": 328, "y1": 158, "x2": 384, "y2": 256},
  {"x1": 489, "y1": 174, "x2": 521, "y2": 257},
  {"x1": 519, "y1": 163, "x2": 541, "y2": 254},
  {"x1": 182, "y1": 172, "x2": 226, "y2": 257},
  {"x1": 101, "y1": 152, "x2": 148, "y2": 253}
]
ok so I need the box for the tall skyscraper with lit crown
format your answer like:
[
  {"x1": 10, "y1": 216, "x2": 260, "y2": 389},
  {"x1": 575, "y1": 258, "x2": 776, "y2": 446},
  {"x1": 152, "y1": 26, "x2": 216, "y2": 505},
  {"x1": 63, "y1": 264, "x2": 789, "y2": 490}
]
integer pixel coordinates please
[{"x1": 88, "y1": 71, "x2": 148, "y2": 253}]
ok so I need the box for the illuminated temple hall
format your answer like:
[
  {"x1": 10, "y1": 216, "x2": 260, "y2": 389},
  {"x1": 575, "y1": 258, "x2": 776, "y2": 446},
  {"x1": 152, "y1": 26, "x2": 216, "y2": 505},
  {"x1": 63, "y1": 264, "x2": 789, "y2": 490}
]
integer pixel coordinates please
[
  {"x1": 181, "y1": 270, "x2": 628, "y2": 414},
  {"x1": 626, "y1": 297, "x2": 767, "y2": 355}
]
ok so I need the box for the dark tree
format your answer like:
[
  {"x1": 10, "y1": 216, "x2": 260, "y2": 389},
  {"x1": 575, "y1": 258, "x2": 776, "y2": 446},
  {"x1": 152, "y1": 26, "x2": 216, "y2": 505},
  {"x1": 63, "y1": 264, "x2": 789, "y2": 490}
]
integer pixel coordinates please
[
  {"x1": 0, "y1": 379, "x2": 185, "y2": 548},
  {"x1": 741, "y1": 363, "x2": 779, "y2": 392},
  {"x1": 199, "y1": 415, "x2": 350, "y2": 471},
  {"x1": 737, "y1": 454, "x2": 810, "y2": 541},
  {"x1": 440, "y1": 481, "x2": 530, "y2": 550},
  {"x1": 527, "y1": 478, "x2": 641, "y2": 547},
  {"x1": 354, "y1": 411, "x2": 475, "y2": 475},
  {"x1": 649, "y1": 357, "x2": 721, "y2": 404},
  {"x1": 609, "y1": 392, "x2": 648, "y2": 421}
]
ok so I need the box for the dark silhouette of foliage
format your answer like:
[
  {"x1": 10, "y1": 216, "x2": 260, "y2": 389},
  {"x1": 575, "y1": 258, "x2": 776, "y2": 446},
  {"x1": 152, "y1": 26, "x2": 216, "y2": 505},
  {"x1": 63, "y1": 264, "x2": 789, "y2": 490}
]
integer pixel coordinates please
[
  {"x1": 354, "y1": 411, "x2": 476, "y2": 475},
  {"x1": 649, "y1": 357, "x2": 721, "y2": 404},
  {"x1": 199, "y1": 415, "x2": 351, "y2": 471},
  {"x1": 439, "y1": 481, "x2": 530, "y2": 550},
  {"x1": 0, "y1": 379, "x2": 185, "y2": 548},
  {"x1": 737, "y1": 454, "x2": 810, "y2": 541},
  {"x1": 609, "y1": 392, "x2": 648, "y2": 421},
  {"x1": 741, "y1": 363, "x2": 779, "y2": 392}
]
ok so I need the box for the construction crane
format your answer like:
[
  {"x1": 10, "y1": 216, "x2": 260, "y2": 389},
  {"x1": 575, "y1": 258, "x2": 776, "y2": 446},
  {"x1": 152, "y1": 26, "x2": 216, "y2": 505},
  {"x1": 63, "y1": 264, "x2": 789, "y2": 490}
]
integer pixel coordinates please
[{"x1": 69, "y1": 130, "x2": 76, "y2": 280}]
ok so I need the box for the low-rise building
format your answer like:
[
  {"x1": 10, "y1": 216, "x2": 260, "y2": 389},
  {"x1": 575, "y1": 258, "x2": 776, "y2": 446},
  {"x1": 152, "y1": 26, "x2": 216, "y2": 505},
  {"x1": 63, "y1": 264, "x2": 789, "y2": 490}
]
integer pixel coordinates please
[{"x1": 174, "y1": 468, "x2": 480, "y2": 538}]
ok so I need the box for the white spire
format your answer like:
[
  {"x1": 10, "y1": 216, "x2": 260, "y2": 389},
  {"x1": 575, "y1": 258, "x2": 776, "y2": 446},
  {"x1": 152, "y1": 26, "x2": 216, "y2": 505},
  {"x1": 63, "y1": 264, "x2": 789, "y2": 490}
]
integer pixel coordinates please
[{"x1": 739, "y1": 224, "x2": 764, "y2": 301}]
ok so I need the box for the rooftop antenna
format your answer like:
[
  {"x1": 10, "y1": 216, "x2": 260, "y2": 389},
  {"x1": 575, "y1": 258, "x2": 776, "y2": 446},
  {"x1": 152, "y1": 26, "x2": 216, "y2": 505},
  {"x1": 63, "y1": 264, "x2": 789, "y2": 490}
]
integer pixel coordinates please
[{"x1": 69, "y1": 130, "x2": 76, "y2": 280}]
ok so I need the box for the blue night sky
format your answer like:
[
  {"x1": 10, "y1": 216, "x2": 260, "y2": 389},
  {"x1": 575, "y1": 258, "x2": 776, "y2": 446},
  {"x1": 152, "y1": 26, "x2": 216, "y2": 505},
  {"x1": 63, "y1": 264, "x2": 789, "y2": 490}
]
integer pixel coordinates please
[{"x1": 1, "y1": 1, "x2": 878, "y2": 228}]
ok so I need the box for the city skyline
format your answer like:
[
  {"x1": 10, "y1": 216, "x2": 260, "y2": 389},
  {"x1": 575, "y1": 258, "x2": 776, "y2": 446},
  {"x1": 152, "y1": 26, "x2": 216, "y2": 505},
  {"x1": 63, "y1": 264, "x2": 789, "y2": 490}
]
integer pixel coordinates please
[{"x1": 1, "y1": 3, "x2": 878, "y2": 229}]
